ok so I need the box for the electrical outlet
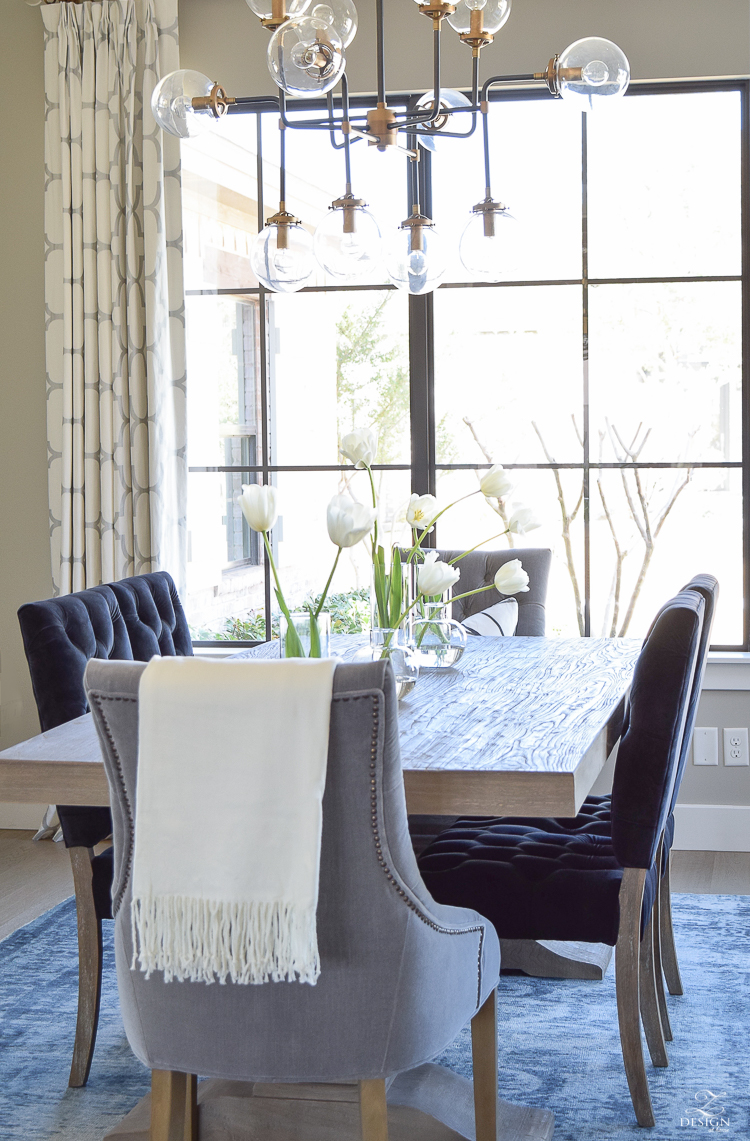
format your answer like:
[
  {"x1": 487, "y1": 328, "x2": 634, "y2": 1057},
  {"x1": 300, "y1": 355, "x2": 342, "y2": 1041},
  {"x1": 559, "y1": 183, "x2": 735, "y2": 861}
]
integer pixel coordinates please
[
  {"x1": 723, "y1": 728, "x2": 749, "y2": 766},
  {"x1": 693, "y1": 727, "x2": 719, "y2": 765}
]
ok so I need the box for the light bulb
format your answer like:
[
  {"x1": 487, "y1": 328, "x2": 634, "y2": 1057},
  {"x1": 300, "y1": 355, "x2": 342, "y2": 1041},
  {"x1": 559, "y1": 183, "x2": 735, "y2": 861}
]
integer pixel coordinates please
[
  {"x1": 151, "y1": 70, "x2": 218, "y2": 139},
  {"x1": 313, "y1": 205, "x2": 382, "y2": 280},
  {"x1": 311, "y1": 0, "x2": 358, "y2": 47},
  {"x1": 385, "y1": 220, "x2": 445, "y2": 296},
  {"x1": 459, "y1": 205, "x2": 515, "y2": 282},
  {"x1": 555, "y1": 37, "x2": 630, "y2": 110},
  {"x1": 251, "y1": 222, "x2": 315, "y2": 292},
  {"x1": 245, "y1": 0, "x2": 311, "y2": 17},
  {"x1": 267, "y1": 16, "x2": 346, "y2": 97},
  {"x1": 446, "y1": 0, "x2": 511, "y2": 36}
]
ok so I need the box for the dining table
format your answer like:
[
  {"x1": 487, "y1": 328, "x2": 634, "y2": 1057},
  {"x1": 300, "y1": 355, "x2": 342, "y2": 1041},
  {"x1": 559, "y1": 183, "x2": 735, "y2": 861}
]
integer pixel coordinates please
[{"x1": 0, "y1": 633, "x2": 641, "y2": 1141}]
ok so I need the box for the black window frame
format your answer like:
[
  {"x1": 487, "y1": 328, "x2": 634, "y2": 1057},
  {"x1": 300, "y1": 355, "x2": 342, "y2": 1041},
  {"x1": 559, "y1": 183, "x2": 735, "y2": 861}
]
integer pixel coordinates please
[{"x1": 187, "y1": 78, "x2": 750, "y2": 650}]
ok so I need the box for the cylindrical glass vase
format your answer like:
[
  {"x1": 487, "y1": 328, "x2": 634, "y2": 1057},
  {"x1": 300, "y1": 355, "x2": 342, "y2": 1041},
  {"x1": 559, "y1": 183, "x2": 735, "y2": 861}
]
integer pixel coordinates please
[
  {"x1": 370, "y1": 556, "x2": 416, "y2": 640},
  {"x1": 413, "y1": 602, "x2": 468, "y2": 668},
  {"x1": 280, "y1": 611, "x2": 331, "y2": 658},
  {"x1": 355, "y1": 627, "x2": 419, "y2": 700}
]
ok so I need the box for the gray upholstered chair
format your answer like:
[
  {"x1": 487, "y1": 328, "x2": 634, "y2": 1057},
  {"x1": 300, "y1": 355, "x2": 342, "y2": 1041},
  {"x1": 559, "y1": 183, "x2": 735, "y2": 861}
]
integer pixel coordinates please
[
  {"x1": 84, "y1": 657, "x2": 502, "y2": 1141},
  {"x1": 441, "y1": 547, "x2": 552, "y2": 636}
]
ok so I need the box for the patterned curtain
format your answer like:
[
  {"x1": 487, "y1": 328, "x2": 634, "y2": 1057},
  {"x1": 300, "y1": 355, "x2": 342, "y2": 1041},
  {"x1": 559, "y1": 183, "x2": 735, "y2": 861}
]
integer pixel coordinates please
[{"x1": 41, "y1": 0, "x2": 186, "y2": 595}]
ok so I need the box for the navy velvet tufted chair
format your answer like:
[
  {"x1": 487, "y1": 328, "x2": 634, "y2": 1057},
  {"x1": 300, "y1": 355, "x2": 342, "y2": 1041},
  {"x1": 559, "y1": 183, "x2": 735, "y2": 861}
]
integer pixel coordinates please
[
  {"x1": 418, "y1": 590, "x2": 705, "y2": 1128},
  {"x1": 17, "y1": 571, "x2": 192, "y2": 1087}
]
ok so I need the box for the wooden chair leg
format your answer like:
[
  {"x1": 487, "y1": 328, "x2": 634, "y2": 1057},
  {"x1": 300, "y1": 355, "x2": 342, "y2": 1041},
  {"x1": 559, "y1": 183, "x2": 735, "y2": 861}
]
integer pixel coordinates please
[
  {"x1": 651, "y1": 889, "x2": 673, "y2": 1042},
  {"x1": 659, "y1": 851, "x2": 684, "y2": 996},
  {"x1": 638, "y1": 912, "x2": 668, "y2": 1067},
  {"x1": 616, "y1": 868, "x2": 655, "y2": 1128},
  {"x1": 185, "y1": 1074, "x2": 198, "y2": 1141},
  {"x1": 151, "y1": 1070, "x2": 191, "y2": 1141},
  {"x1": 359, "y1": 1078, "x2": 388, "y2": 1141},
  {"x1": 68, "y1": 847, "x2": 103, "y2": 1088},
  {"x1": 471, "y1": 987, "x2": 498, "y2": 1141}
]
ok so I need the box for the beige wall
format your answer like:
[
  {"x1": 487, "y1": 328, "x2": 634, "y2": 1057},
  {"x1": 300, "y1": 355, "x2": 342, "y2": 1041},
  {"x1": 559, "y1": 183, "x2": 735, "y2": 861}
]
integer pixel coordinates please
[
  {"x1": 179, "y1": 0, "x2": 750, "y2": 96},
  {"x1": 0, "y1": 0, "x2": 748, "y2": 827},
  {"x1": 0, "y1": 3, "x2": 52, "y2": 825}
]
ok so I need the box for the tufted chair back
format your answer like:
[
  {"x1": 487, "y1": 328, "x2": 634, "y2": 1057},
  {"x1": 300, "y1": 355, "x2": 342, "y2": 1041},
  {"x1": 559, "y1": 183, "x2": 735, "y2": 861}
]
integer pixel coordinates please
[
  {"x1": 610, "y1": 590, "x2": 704, "y2": 871},
  {"x1": 440, "y1": 548, "x2": 552, "y2": 636},
  {"x1": 84, "y1": 657, "x2": 500, "y2": 1084},
  {"x1": 18, "y1": 571, "x2": 192, "y2": 849}
]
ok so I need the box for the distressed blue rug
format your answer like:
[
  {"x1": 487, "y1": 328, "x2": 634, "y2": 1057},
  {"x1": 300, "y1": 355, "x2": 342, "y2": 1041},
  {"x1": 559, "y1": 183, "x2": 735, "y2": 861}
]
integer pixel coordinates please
[{"x1": 0, "y1": 894, "x2": 748, "y2": 1140}]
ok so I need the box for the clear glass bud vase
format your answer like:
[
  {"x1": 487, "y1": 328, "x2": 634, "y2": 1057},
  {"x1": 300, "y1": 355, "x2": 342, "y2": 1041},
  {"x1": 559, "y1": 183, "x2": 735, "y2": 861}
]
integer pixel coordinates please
[
  {"x1": 355, "y1": 627, "x2": 419, "y2": 700},
  {"x1": 279, "y1": 611, "x2": 331, "y2": 658},
  {"x1": 370, "y1": 553, "x2": 416, "y2": 640},
  {"x1": 413, "y1": 601, "x2": 468, "y2": 668}
]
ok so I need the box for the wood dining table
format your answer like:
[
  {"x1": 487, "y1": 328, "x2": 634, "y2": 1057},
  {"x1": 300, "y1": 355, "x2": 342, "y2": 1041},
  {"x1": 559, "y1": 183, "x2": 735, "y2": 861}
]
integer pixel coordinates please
[
  {"x1": 0, "y1": 635, "x2": 641, "y2": 819},
  {"x1": 0, "y1": 633, "x2": 641, "y2": 1141}
]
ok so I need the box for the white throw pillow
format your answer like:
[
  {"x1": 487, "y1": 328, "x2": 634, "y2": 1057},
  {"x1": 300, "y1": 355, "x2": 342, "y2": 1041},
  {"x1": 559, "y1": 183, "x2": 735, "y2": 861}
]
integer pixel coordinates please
[{"x1": 461, "y1": 598, "x2": 519, "y2": 637}]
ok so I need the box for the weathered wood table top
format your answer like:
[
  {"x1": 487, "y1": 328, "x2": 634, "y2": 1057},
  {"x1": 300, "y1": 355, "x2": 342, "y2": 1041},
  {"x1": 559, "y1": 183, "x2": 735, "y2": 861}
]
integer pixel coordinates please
[{"x1": 0, "y1": 636, "x2": 640, "y2": 818}]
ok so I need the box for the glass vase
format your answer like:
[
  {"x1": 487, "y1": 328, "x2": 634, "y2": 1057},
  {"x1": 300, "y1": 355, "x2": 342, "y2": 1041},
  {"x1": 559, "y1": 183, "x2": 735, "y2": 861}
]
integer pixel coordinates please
[
  {"x1": 370, "y1": 554, "x2": 416, "y2": 640},
  {"x1": 413, "y1": 601, "x2": 468, "y2": 668},
  {"x1": 355, "y1": 627, "x2": 420, "y2": 700},
  {"x1": 279, "y1": 612, "x2": 331, "y2": 658}
]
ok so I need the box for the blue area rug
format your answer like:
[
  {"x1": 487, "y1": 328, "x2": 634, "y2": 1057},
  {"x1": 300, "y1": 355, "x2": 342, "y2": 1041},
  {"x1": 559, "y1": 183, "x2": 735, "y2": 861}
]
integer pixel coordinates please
[{"x1": 1, "y1": 894, "x2": 748, "y2": 1139}]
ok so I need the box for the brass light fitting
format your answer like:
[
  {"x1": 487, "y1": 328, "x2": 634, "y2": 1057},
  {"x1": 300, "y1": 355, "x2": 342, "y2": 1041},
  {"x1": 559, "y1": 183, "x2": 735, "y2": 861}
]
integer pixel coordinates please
[
  {"x1": 535, "y1": 56, "x2": 584, "y2": 98},
  {"x1": 366, "y1": 103, "x2": 399, "y2": 150},
  {"x1": 401, "y1": 206, "x2": 436, "y2": 252},
  {"x1": 459, "y1": 8, "x2": 495, "y2": 57},
  {"x1": 331, "y1": 194, "x2": 367, "y2": 233},
  {"x1": 265, "y1": 208, "x2": 302, "y2": 249},
  {"x1": 261, "y1": 0, "x2": 291, "y2": 33},
  {"x1": 471, "y1": 196, "x2": 509, "y2": 238},
  {"x1": 190, "y1": 84, "x2": 236, "y2": 120},
  {"x1": 417, "y1": 1, "x2": 457, "y2": 31}
]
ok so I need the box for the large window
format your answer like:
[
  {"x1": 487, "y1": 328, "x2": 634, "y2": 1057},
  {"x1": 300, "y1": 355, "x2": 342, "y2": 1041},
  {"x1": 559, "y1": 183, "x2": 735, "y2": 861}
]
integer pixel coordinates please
[{"x1": 183, "y1": 81, "x2": 748, "y2": 649}]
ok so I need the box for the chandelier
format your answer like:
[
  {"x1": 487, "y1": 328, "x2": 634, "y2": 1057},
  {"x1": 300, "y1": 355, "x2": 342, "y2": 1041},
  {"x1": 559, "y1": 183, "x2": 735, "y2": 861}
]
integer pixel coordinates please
[{"x1": 152, "y1": 0, "x2": 630, "y2": 294}]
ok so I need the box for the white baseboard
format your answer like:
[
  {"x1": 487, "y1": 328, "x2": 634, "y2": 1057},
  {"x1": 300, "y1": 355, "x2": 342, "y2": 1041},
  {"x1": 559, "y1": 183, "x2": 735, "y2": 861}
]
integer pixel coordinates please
[{"x1": 673, "y1": 804, "x2": 750, "y2": 852}]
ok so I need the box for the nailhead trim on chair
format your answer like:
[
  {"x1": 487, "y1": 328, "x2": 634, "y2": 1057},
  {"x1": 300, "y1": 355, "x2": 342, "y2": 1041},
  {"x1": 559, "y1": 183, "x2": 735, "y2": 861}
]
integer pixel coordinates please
[
  {"x1": 89, "y1": 693, "x2": 137, "y2": 916},
  {"x1": 345, "y1": 689, "x2": 487, "y2": 1009}
]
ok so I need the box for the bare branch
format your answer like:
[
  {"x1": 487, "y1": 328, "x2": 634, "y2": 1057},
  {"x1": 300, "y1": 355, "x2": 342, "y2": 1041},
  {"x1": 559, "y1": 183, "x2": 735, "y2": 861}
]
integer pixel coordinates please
[{"x1": 533, "y1": 420, "x2": 584, "y2": 635}]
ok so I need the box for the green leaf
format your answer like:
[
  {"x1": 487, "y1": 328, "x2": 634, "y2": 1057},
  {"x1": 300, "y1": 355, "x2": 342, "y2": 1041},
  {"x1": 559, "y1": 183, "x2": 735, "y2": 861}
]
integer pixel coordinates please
[
  {"x1": 309, "y1": 612, "x2": 322, "y2": 658},
  {"x1": 389, "y1": 546, "x2": 402, "y2": 628}
]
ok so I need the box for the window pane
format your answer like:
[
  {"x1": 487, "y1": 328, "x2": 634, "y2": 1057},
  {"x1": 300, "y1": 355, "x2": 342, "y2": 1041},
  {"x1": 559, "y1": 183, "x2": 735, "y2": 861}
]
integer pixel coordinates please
[
  {"x1": 186, "y1": 294, "x2": 264, "y2": 469},
  {"x1": 590, "y1": 468, "x2": 742, "y2": 645},
  {"x1": 587, "y1": 91, "x2": 742, "y2": 278},
  {"x1": 434, "y1": 467, "x2": 584, "y2": 637},
  {"x1": 181, "y1": 115, "x2": 260, "y2": 291},
  {"x1": 433, "y1": 286, "x2": 583, "y2": 464},
  {"x1": 588, "y1": 282, "x2": 742, "y2": 463},
  {"x1": 431, "y1": 98, "x2": 582, "y2": 283},
  {"x1": 270, "y1": 291, "x2": 410, "y2": 466}
]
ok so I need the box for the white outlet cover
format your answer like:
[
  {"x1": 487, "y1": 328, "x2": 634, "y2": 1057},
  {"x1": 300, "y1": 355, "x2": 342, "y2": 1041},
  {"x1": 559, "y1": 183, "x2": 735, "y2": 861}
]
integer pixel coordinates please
[
  {"x1": 723, "y1": 727, "x2": 749, "y2": 766},
  {"x1": 693, "y1": 727, "x2": 719, "y2": 766}
]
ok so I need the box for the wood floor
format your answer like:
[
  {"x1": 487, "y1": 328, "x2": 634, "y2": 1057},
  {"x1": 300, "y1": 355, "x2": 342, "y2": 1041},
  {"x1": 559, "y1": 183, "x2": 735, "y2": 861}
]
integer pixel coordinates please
[{"x1": 0, "y1": 831, "x2": 748, "y2": 941}]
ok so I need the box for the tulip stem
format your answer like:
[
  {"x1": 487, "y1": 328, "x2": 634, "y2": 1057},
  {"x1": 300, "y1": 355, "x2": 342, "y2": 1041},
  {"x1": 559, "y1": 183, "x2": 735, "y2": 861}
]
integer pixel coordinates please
[
  {"x1": 314, "y1": 547, "x2": 342, "y2": 619},
  {"x1": 448, "y1": 583, "x2": 501, "y2": 606},
  {"x1": 448, "y1": 529, "x2": 510, "y2": 565},
  {"x1": 365, "y1": 463, "x2": 378, "y2": 554},
  {"x1": 408, "y1": 490, "x2": 480, "y2": 560}
]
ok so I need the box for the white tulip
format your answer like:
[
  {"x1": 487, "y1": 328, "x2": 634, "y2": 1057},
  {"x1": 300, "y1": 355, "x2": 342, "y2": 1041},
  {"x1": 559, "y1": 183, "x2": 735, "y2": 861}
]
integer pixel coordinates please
[
  {"x1": 418, "y1": 552, "x2": 460, "y2": 597},
  {"x1": 508, "y1": 506, "x2": 541, "y2": 535},
  {"x1": 326, "y1": 495, "x2": 378, "y2": 549},
  {"x1": 239, "y1": 484, "x2": 278, "y2": 533},
  {"x1": 406, "y1": 493, "x2": 440, "y2": 533},
  {"x1": 479, "y1": 464, "x2": 514, "y2": 500},
  {"x1": 340, "y1": 428, "x2": 378, "y2": 469},
  {"x1": 494, "y1": 559, "x2": 530, "y2": 595}
]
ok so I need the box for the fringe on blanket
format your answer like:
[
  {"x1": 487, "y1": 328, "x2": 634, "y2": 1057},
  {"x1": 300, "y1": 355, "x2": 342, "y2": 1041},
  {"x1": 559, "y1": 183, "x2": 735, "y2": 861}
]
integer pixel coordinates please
[{"x1": 130, "y1": 894, "x2": 320, "y2": 986}]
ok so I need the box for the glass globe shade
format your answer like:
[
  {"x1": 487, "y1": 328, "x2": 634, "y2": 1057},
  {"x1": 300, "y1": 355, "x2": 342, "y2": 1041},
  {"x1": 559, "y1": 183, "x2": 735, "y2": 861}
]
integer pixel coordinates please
[
  {"x1": 385, "y1": 223, "x2": 445, "y2": 296},
  {"x1": 313, "y1": 207, "x2": 381, "y2": 280},
  {"x1": 151, "y1": 70, "x2": 218, "y2": 139},
  {"x1": 459, "y1": 209, "x2": 515, "y2": 282},
  {"x1": 251, "y1": 223, "x2": 315, "y2": 293},
  {"x1": 309, "y1": 0, "x2": 358, "y2": 48},
  {"x1": 413, "y1": 88, "x2": 471, "y2": 152},
  {"x1": 446, "y1": 0, "x2": 511, "y2": 37},
  {"x1": 245, "y1": 0, "x2": 311, "y2": 18},
  {"x1": 267, "y1": 17, "x2": 346, "y2": 97},
  {"x1": 556, "y1": 37, "x2": 630, "y2": 110}
]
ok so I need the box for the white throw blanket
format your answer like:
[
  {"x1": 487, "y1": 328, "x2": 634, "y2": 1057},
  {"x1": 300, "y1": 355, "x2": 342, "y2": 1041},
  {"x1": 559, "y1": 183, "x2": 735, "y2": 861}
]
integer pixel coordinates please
[{"x1": 131, "y1": 656, "x2": 336, "y2": 987}]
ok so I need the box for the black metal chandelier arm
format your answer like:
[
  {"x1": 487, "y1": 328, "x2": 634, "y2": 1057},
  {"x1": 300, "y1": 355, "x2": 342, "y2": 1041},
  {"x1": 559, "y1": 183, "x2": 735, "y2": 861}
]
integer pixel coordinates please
[
  {"x1": 404, "y1": 114, "x2": 479, "y2": 141},
  {"x1": 327, "y1": 90, "x2": 347, "y2": 150},
  {"x1": 376, "y1": 0, "x2": 386, "y2": 105},
  {"x1": 480, "y1": 73, "x2": 538, "y2": 100}
]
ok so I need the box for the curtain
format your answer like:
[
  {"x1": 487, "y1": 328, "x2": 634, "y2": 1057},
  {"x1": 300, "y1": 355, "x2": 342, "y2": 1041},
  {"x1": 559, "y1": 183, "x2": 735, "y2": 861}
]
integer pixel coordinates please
[{"x1": 42, "y1": 0, "x2": 186, "y2": 595}]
